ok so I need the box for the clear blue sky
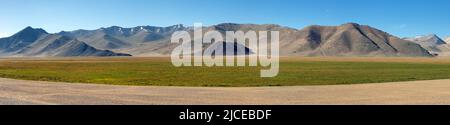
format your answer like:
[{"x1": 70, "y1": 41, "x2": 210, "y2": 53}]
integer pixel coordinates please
[{"x1": 0, "y1": 0, "x2": 449, "y2": 38}]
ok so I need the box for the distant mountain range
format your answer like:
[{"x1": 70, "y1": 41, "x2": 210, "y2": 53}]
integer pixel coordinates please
[
  {"x1": 404, "y1": 34, "x2": 449, "y2": 54},
  {"x1": 404, "y1": 35, "x2": 450, "y2": 56},
  {"x1": 1, "y1": 23, "x2": 447, "y2": 57},
  {"x1": 0, "y1": 27, "x2": 130, "y2": 57}
]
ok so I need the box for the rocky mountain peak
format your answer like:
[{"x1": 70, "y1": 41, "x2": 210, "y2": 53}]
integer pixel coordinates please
[
  {"x1": 405, "y1": 34, "x2": 446, "y2": 45},
  {"x1": 13, "y1": 26, "x2": 48, "y2": 38}
]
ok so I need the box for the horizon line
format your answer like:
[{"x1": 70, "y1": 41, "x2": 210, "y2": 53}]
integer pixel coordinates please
[{"x1": 2, "y1": 22, "x2": 448, "y2": 39}]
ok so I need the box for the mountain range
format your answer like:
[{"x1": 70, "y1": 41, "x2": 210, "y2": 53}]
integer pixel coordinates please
[
  {"x1": 1, "y1": 23, "x2": 447, "y2": 57},
  {"x1": 0, "y1": 27, "x2": 130, "y2": 57},
  {"x1": 404, "y1": 35, "x2": 450, "y2": 56}
]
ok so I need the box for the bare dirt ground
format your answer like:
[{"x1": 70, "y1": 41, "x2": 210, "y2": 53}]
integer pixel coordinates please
[{"x1": 1, "y1": 78, "x2": 450, "y2": 105}]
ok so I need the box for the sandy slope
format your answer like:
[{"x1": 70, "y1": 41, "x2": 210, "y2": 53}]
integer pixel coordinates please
[{"x1": 1, "y1": 78, "x2": 450, "y2": 105}]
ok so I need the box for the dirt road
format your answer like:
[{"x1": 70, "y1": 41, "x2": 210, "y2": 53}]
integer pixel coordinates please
[{"x1": 1, "y1": 78, "x2": 450, "y2": 105}]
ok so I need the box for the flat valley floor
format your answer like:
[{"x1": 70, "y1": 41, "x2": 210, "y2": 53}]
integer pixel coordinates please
[
  {"x1": 2, "y1": 57, "x2": 450, "y2": 105},
  {"x1": 2, "y1": 77, "x2": 450, "y2": 105}
]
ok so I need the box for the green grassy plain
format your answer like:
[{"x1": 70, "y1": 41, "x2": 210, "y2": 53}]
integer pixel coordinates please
[{"x1": 0, "y1": 57, "x2": 450, "y2": 87}]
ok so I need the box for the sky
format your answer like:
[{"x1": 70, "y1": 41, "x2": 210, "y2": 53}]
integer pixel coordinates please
[{"x1": 0, "y1": 0, "x2": 449, "y2": 38}]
